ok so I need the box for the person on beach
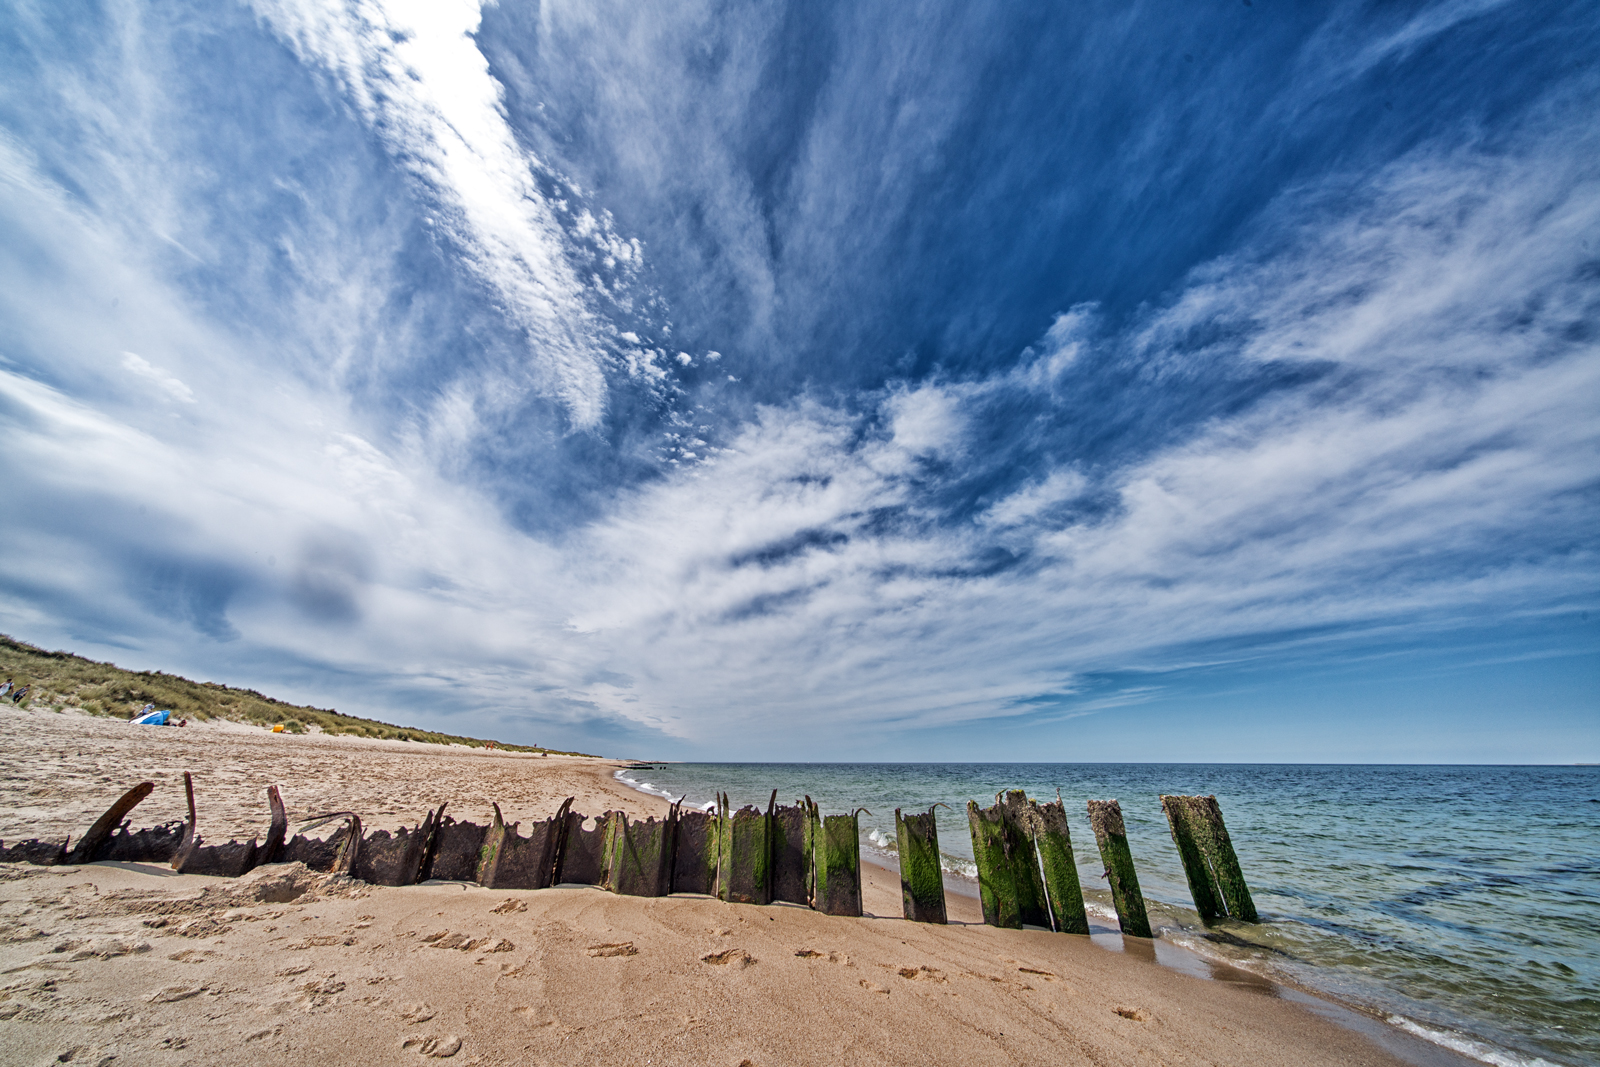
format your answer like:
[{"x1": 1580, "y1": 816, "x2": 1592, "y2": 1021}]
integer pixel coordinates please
[
  {"x1": 10, "y1": 685, "x2": 28, "y2": 704},
  {"x1": 0, "y1": 679, "x2": 11, "y2": 698}
]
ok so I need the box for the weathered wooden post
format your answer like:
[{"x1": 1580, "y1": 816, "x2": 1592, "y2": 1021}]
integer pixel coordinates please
[
  {"x1": 998, "y1": 791, "x2": 1052, "y2": 928},
  {"x1": 608, "y1": 804, "x2": 674, "y2": 897},
  {"x1": 718, "y1": 791, "x2": 774, "y2": 905},
  {"x1": 421, "y1": 812, "x2": 488, "y2": 881},
  {"x1": 967, "y1": 799, "x2": 1019, "y2": 928},
  {"x1": 261, "y1": 785, "x2": 288, "y2": 865},
  {"x1": 813, "y1": 809, "x2": 865, "y2": 917},
  {"x1": 171, "y1": 771, "x2": 261, "y2": 877},
  {"x1": 68, "y1": 781, "x2": 154, "y2": 864},
  {"x1": 473, "y1": 801, "x2": 570, "y2": 890},
  {"x1": 670, "y1": 806, "x2": 719, "y2": 894},
  {"x1": 1160, "y1": 794, "x2": 1258, "y2": 923},
  {"x1": 1087, "y1": 799, "x2": 1152, "y2": 938},
  {"x1": 358, "y1": 808, "x2": 439, "y2": 886},
  {"x1": 802, "y1": 797, "x2": 821, "y2": 907},
  {"x1": 969, "y1": 791, "x2": 1087, "y2": 933},
  {"x1": 895, "y1": 806, "x2": 947, "y2": 924},
  {"x1": 554, "y1": 809, "x2": 619, "y2": 885},
  {"x1": 1034, "y1": 796, "x2": 1089, "y2": 935},
  {"x1": 771, "y1": 800, "x2": 810, "y2": 905},
  {"x1": 331, "y1": 814, "x2": 361, "y2": 877}
]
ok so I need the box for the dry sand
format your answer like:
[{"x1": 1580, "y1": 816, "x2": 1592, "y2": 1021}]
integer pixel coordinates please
[{"x1": 0, "y1": 706, "x2": 1465, "y2": 1067}]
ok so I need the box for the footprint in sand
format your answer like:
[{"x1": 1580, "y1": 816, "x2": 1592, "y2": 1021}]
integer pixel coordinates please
[
  {"x1": 794, "y1": 948, "x2": 848, "y2": 964},
  {"x1": 490, "y1": 899, "x2": 527, "y2": 914},
  {"x1": 588, "y1": 942, "x2": 638, "y2": 958},
  {"x1": 897, "y1": 966, "x2": 946, "y2": 982},
  {"x1": 700, "y1": 948, "x2": 754, "y2": 968},
  {"x1": 859, "y1": 979, "x2": 890, "y2": 995},
  {"x1": 421, "y1": 931, "x2": 513, "y2": 952},
  {"x1": 145, "y1": 985, "x2": 207, "y2": 1003},
  {"x1": 402, "y1": 1034, "x2": 463, "y2": 1058}
]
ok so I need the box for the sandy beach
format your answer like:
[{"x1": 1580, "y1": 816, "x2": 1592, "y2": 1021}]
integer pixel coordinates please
[{"x1": 0, "y1": 708, "x2": 1465, "y2": 1066}]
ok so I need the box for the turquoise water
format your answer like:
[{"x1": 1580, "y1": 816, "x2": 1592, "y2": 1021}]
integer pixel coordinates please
[{"x1": 612, "y1": 763, "x2": 1599, "y2": 1067}]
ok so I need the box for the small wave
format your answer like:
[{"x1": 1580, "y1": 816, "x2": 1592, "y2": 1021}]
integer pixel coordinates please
[{"x1": 1385, "y1": 1015, "x2": 1558, "y2": 1067}]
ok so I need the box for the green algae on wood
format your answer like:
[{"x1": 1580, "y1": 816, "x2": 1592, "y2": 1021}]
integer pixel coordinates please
[
  {"x1": 771, "y1": 802, "x2": 810, "y2": 904},
  {"x1": 1035, "y1": 798, "x2": 1089, "y2": 935},
  {"x1": 966, "y1": 799, "x2": 1019, "y2": 928},
  {"x1": 609, "y1": 808, "x2": 673, "y2": 897},
  {"x1": 1086, "y1": 799, "x2": 1153, "y2": 938},
  {"x1": 1160, "y1": 794, "x2": 1258, "y2": 923},
  {"x1": 997, "y1": 791, "x2": 1052, "y2": 928},
  {"x1": 719, "y1": 795, "x2": 772, "y2": 905},
  {"x1": 895, "y1": 806, "x2": 947, "y2": 924},
  {"x1": 814, "y1": 811, "x2": 864, "y2": 917},
  {"x1": 670, "y1": 807, "x2": 718, "y2": 894}
]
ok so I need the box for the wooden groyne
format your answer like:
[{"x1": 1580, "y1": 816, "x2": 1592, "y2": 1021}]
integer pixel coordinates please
[{"x1": 0, "y1": 778, "x2": 1258, "y2": 936}]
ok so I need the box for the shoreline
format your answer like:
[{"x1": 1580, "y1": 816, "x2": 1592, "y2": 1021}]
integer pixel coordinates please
[
  {"x1": 610, "y1": 768, "x2": 1497, "y2": 1067},
  {"x1": 0, "y1": 708, "x2": 1482, "y2": 1066}
]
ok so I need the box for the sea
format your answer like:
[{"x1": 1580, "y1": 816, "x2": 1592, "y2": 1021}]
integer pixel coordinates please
[{"x1": 610, "y1": 763, "x2": 1598, "y2": 1067}]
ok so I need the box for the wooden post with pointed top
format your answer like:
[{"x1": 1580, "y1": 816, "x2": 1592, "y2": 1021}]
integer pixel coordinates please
[
  {"x1": 261, "y1": 785, "x2": 288, "y2": 865},
  {"x1": 895, "y1": 806, "x2": 947, "y2": 924},
  {"x1": 1087, "y1": 799, "x2": 1152, "y2": 938},
  {"x1": 171, "y1": 771, "x2": 200, "y2": 872},
  {"x1": 1160, "y1": 794, "x2": 1258, "y2": 923},
  {"x1": 69, "y1": 782, "x2": 154, "y2": 864}
]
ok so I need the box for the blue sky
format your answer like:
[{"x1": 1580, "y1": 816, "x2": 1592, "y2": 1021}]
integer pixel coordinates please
[{"x1": 1, "y1": 0, "x2": 1595, "y2": 760}]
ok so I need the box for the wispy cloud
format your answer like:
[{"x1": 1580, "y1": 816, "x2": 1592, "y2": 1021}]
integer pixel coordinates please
[
  {"x1": 1, "y1": 0, "x2": 1594, "y2": 758},
  {"x1": 246, "y1": 0, "x2": 655, "y2": 429}
]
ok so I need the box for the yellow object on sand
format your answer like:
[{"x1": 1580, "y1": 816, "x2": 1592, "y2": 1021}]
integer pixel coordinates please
[{"x1": 272, "y1": 724, "x2": 284, "y2": 733}]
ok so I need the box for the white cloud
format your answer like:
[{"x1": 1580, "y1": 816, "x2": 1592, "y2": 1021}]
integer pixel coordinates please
[
  {"x1": 245, "y1": 0, "x2": 649, "y2": 428},
  {"x1": 120, "y1": 352, "x2": 195, "y2": 403},
  {"x1": 1, "y1": 13, "x2": 1594, "y2": 757}
]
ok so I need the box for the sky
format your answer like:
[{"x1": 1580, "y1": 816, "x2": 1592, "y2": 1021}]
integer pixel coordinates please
[{"x1": 0, "y1": 0, "x2": 1595, "y2": 761}]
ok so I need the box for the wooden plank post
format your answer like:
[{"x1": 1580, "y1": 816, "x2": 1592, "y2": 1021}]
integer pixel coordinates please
[
  {"x1": 356, "y1": 811, "x2": 436, "y2": 886},
  {"x1": 813, "y1": 810, "x2": 864, "y2": 917},
  {"x1": 966, "y1": 799, "x2": 1019, "y2": 928},
  {"x1": 894, "y1": 806, "x2": 947, "y2": 924},
  {"x1": 609, "y1": 807, "x2": 674, "y2": 897},
  {"x1": 1035, "y1": 797, "x2": 1089, "y2": 935},
  {"x1": 669, "y1": 806, "x2": 719, "y2": 894},
  {"x1": 68, "y1": 782, "x2": 154, "y2": 864},
  {"x1": 261, "y1": 786, "x2": 288, "y2": 865},
  {"x1": 771, "y1": 801, "x2": 810, "y2": 904},
  {"x1": 171, "y1": 771, "x2": 261, "y2": 878},
  {"x1": 998, "y1": 791, "x2": 1052, "y2": 928},
  {"x1": 332, "y1": 814, "x2": 361, "y2": 877},
  {"x1": 718, "y1": 792, "x2": 774, "y2": 905},
  {"x1": 1160, "y1": 795, "x2": 1258, "y2": 923},
  {"x1": 422, "y1": 814, "x2": 487, "y2": 882},
  {"x1": 1086, "y1": 800, "x2": 1152, "y2": 938}
]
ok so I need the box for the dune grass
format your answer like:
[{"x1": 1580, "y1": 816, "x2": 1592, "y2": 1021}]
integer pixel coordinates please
[{"x1": 0, "y1": 634, "x2": 596, "y2": 756}]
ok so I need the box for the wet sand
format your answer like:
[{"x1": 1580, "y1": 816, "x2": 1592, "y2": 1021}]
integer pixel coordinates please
[{"x1": 0, "y1": 706, "x2": 1463, "y2": 1066}]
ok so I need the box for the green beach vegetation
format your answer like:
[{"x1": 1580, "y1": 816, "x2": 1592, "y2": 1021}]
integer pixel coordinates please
[{"x1": 0, "y1": 633, "x2": 595, "y2": 756}]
